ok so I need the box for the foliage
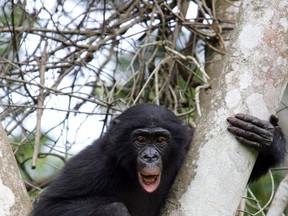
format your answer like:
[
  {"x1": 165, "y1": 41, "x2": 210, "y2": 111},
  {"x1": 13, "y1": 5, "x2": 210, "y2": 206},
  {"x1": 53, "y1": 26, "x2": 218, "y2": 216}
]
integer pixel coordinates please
[{"x1": 242, "y1": 171, "x2": 288, "y2": 215}]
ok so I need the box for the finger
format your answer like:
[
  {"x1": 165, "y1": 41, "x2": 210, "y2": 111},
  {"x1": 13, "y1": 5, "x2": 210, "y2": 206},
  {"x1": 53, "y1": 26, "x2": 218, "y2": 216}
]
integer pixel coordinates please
[
  {"x1": 270, "y1": 114, "x2": 279, "y2": 126},
  {"x1": 227, "y1": 126, "x2": 272, "y2": 147},
  {"x1": 234, "y1": 136, "x2": 268, "y2": 151},
  {"x1": 227, "y1": 117, "x2": 274, "y2": 140},
  {"x1": 234, "y1": 113, "x2": 273, "y2": 130}
]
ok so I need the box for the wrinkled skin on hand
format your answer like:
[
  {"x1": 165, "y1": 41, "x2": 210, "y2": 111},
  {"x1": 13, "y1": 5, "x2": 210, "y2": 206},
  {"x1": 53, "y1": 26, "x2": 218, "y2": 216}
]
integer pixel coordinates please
[{"x1": 227, "y1": 113, "x2": 287, "y2": 181}]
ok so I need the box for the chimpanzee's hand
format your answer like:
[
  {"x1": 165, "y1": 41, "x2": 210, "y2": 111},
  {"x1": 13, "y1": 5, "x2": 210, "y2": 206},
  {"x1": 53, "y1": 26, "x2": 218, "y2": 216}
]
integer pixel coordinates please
[
  {"x1": 227, "y1": 114, "x2": 286, "y2": 180},
  {"x1": 227, "y1": 114, "x2": 278, "y2": 151}
]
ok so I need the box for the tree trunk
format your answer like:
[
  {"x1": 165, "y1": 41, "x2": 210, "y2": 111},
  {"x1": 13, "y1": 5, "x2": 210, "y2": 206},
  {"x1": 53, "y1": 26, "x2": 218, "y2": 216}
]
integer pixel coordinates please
[
  {"x1": 267, "y1": 174, "x2": 288, "y2": 216},
  {"x1": 162, "y1": 0, "x2": 288, "y2": 215},
  {"x1": 0, "y1": 123, "x2": 32, "y2": 216}
]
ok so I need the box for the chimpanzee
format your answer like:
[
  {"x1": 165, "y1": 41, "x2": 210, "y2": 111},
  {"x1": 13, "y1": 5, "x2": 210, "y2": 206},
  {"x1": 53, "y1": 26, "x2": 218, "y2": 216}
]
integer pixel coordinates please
[{"x1": 32, "y1": 103, "x2": 286, "y2": 216}]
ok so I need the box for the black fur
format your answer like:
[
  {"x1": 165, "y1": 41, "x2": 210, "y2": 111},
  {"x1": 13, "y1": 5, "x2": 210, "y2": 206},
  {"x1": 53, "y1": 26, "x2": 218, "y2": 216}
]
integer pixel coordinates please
[{"x1": 32, "y1": 104, "x2": 192, "y2": 216}]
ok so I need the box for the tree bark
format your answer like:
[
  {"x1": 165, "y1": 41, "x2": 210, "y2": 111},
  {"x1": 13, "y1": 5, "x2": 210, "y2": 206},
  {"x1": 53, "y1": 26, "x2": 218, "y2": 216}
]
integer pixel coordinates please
[
  {"x1": 0, "y1": 123, "x2": 32, "y2": 216},
  {"x1": 162, "y1": 0, "x2": 288, "y2": 215},
  {"x1": 267, "y1": 174, "x2": 288, "y2": 216}
]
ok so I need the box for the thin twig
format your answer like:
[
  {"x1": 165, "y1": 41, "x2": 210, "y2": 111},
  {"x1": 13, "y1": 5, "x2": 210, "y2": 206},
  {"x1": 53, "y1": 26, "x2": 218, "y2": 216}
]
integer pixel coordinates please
[{"x1": 32, "y1": 40, "x2": 48, "y2": 168}]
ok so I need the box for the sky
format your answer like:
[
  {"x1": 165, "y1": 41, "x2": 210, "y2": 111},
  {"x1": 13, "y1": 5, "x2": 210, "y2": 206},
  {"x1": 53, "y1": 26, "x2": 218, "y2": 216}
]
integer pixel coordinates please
[{"x1": 2, "y1": 0, "x2": 198, "y2": 155}]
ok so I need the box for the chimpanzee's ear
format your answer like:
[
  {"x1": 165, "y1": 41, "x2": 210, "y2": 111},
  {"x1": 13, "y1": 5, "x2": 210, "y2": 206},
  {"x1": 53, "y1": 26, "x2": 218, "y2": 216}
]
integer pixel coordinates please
[{"x1": 107, "y1": 118, "x2": 121, "y2": 131}]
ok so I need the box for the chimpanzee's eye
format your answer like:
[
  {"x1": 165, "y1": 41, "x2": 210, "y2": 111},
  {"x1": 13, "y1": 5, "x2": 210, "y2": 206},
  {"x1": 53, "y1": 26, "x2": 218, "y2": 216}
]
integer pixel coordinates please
[
  {"x1": 156, "y1": 136, "x2": 168, "y2": 148},
  {"x1": 134, "y1": 136, "x2": 147, "y2": 147}
]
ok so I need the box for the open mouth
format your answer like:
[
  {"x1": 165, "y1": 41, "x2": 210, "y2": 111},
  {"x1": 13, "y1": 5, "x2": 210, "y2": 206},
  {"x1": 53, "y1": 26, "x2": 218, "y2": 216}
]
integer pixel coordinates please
[{"x1": 138, "y1": 169, "x2": 161, "y2": 193}]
